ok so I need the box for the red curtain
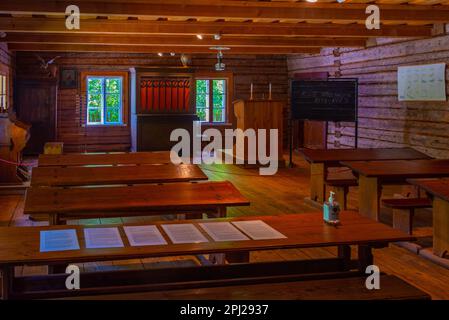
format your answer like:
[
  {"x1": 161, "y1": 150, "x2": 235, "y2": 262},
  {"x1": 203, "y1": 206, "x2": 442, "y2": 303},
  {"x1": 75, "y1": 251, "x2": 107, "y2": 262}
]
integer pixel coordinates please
[{"x1": 139, "y1": 78, "x2": 190, "y2": 113}]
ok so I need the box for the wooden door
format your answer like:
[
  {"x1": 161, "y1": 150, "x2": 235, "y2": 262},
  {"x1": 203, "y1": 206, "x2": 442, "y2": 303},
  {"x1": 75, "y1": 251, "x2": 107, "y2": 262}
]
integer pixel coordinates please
[{"x1": 15, "y1": 79, "x2": 57, "y2": 155}]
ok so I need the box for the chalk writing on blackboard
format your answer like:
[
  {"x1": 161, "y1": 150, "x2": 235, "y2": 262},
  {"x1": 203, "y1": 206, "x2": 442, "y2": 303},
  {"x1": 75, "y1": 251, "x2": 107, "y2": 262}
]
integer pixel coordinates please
[{"x1": 398, "y1": 63, "x2": 446, "y2": 101}]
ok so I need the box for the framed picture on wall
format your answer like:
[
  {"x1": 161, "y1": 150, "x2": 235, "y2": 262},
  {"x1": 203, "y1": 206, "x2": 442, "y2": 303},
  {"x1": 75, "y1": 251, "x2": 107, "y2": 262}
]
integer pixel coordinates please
[{"x1": 60, "y1": 68, "x2": 78, "y2": 89}]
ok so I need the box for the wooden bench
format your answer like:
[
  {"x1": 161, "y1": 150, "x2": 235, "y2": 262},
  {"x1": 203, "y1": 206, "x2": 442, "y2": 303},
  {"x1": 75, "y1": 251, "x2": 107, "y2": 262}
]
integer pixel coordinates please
[
  {"x1": 73, "y1": 274, "x2": 429, "y2": 300},
  {"x1": 24, "y1": 181, "x2": 250, "y2": 224},
  {"x1": 38, "y1": 151, "x2": 174, "y2": 167},
  {"x1": 382, "y1": 198, "x2": 432, "y2": 235},
  {"x1": 325, "y1": 178, "x2": 358, "y2": 210},
  {"x1": 30, "y1": 163, "x2": 208, "y2": 187},
  {"x1": 0, "y1": 212, "x2": 415, "y2": 300}
]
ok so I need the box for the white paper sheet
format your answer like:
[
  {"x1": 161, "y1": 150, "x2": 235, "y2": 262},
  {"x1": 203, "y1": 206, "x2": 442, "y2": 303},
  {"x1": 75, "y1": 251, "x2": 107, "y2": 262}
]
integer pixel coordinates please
[
  {"x1": 398, "y1": 63, "x2": 446, "y2": 101},
  {"x1": 161, "y1": 224, "x2": 209, "y2": 244},
  {"x1": 232, "y1": 220, "x2": 287, "y2": 240},
  {"x1": 124, "y1": 225, "x2": 168, "y2": 247},
  {"x1": 40, "y1": 229, "x2": 80, "y2": 252},
  {"x1": 84, "y1": 227, "x2": 124, "y2": 249},
  {"x1": 199, "y1": 222, "x2": 250, "y2": 242}
]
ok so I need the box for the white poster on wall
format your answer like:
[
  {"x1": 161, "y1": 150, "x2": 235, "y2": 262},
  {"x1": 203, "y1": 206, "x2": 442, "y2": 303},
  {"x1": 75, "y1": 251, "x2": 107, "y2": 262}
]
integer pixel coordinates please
[{"x1": 398, "y1": 63, "x2": 446, "y2": 101}]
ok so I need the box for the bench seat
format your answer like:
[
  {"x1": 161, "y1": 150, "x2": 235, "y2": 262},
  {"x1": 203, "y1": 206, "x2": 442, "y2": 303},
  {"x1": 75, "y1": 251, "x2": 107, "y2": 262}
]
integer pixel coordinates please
[{"x1": 67, "y1": 274, "x2": 430, "y2": 300}]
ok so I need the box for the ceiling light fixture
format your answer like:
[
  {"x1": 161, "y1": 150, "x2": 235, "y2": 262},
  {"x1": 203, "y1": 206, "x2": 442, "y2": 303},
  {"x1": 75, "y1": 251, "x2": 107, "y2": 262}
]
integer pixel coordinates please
[
  {"x1": 306, "y1": 0, "x2": 317, "y2": 2},
  {"x1": 214, "y1": 33, "x2": 222, "y2": 40},
  {"x1": 170, "y1": 52, "x2": 176, "y2": 56},
  {"x1": 158, "y1": 52, "x2": 164, "y2": 57},
  {"x1": 337, "y1": 0, "x2": 345, "y2": 2},
  {"x1": 209, "y1": 46, "x2": 230, "y2": 71},
  {"x1": 0, "y1": 32, "x2": 6, "y2": 38},
  {"x1": 196, "y1": 34, "x2": 203, "y2": 40}
]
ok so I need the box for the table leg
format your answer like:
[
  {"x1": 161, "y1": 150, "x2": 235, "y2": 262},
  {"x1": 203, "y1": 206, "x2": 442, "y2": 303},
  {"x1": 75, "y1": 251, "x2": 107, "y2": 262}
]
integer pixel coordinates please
[
  {"x1": 1, "y1": 266, "x2": 12, "y2": 300},
  {"x1": 358, "y1": 176, "x2": 381, "y2": 221},
  {"x1": 432, "y1": 197, "x2": 449, "y2": 258},
  {"x1": 357, "y1": 245, "x2": 373, "y2": 272},
  {"x1": 310, "y1": 163, "x2": 326, "y2": 203},
  {"x1": 338, "y1": 245, "x2": 351, "y2": 271}
]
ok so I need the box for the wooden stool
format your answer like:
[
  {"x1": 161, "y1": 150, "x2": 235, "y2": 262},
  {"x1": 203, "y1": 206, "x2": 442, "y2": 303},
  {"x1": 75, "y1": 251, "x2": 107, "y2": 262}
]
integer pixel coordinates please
[
  {"x1": 382, "y1": 198, "x2": 432, "y2": 235},
  {"x1": 44, "y1": 142, "x2": 64, "y2": 155}
]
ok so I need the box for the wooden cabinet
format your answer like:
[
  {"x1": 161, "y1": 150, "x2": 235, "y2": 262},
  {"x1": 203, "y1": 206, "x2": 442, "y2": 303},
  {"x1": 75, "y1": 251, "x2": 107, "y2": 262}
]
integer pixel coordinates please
[
  {"x1": 233, "y1": 99, "x2": 285, "y2": 165},
  {"x1": 15, "y1": 78, "x2": 57, "y2": 155}
]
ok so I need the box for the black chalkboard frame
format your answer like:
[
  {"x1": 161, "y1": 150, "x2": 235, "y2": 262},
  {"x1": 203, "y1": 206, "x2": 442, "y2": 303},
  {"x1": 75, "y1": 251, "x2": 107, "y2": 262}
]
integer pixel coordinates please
[{"x1": 288, "y1": 78, "x2": 359, "y2": 166}]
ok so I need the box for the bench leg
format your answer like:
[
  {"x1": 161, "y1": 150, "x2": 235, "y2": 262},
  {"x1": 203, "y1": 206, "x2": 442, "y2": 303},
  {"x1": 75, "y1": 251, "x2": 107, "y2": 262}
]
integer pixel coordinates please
[
  {"x1": 310, "y1": 163, "x2": 326, "y2": 203},
  {"x1": 433, "y1": 197, "x2": 449, "y2": 258},
  {"x1": 393, "y1": 208, "x2": 414, "y2": 235},
  {"x1": 331, "y1": 186, "x2": 349, "y2": 210},
  {"x1": 226, "y1": 251, "x2": 250, "y2": 264}
]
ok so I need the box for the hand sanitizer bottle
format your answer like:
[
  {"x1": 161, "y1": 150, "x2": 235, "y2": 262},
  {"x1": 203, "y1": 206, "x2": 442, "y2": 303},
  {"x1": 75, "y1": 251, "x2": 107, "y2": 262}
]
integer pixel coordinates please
[{"x1": 323, "y1": 191, "x2": 340, "y2": 225}]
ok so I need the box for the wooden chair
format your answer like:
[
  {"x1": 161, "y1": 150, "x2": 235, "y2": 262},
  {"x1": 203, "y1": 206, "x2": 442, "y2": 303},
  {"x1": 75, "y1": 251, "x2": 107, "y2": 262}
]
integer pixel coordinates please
[{"x1": 382, "y1": 198, "x2": 432, "y2": 235}]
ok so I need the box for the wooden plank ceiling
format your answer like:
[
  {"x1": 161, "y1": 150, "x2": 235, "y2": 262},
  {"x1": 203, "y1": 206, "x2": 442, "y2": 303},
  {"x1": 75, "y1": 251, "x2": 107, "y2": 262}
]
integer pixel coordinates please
[{"x1": 0, "y1": 0, "x2": 448, "y2": 55}]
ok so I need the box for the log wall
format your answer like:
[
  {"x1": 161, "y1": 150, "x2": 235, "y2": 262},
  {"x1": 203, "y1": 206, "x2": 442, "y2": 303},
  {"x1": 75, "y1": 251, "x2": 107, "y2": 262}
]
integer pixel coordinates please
[
  {"x1": 288, "y1": 33, "x2": 449, "y2": 158},
  {"x1": 15, "y1": 52, "x2": 288, "y2": 152}
]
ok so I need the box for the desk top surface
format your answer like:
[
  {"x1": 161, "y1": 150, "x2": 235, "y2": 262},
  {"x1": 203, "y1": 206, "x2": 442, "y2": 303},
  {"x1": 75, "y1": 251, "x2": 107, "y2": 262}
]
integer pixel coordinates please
[
  {"x1": 24, "y1": 181, "x2": 249, "y2": 215},
  {"x1": 341, "y1": 159, "x2": 449, "y2": 179},
  {"x1": 299, "y1": 148, "x2": 430, "y2": 164},
  {"x1": 31, "y1": 163, "x2": 207, "y2": 187},
  {"x1": 408, "y1": 178, "x2": 449, "y2": 202},
  {"x1": 38, "y1": 151, "x2": 173, "y2": 167},
  {"x1": 0, "y1": 212, "x2": 414, "y2": 266}
]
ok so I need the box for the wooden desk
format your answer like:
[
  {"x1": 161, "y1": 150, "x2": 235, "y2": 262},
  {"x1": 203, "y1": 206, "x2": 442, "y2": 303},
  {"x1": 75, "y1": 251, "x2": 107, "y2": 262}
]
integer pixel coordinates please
[
  {"x1": 0, "y1": 212, "x2": 414, "y2": 299},
  {"x1": 299, "y1": 148, "x2": 430, "y2": 203},
  {"x1": 342, "y1": 159, "x2": 449, "y2": 221},
  {"x1": 38, "y1": 151, "x2": 173, "y2": 167},
  {"x1": 408, "y1": 178, "x2": 449, "y2": 258},
  {"x1": 31, "y1": 163, "x2": 207, "y2": 187},
  {"x1": 24, "y1": 181, "x2": 250, "y2": 224}
]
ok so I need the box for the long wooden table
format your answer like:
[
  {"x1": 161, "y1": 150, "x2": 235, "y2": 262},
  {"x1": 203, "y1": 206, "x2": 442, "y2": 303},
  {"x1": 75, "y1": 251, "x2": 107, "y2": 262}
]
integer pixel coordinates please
[
  {"x1": 38, "y1": 151, "x2": 174, "y2": 167},
  {"x1": 24, "y1": 181, "x2": 250, "y2": 224},
  {"x1": 30, "y1": 163, "x2": 208, "y2": 187},
  {"x1": 299, "y1": 148, "x2": 430, "y2": 203},
  {"x1": 342, "y1": 159, "x2": 449, "y2": 221},
  {"x1": 408, "y1": 178, "x2": 449, "y2": 258},
  {"x1": 0, "y1": 212, "x2": 415, "y2": 299}
]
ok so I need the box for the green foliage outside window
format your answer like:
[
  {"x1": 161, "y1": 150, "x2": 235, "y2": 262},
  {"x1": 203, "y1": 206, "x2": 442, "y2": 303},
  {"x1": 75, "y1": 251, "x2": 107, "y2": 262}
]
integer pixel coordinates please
[
  {"x1": 196, "y1": 79, "x2": 226, "y2": 123},
  {"x1": 87, "y1": 77, "x2": 122, "y2": 125}
]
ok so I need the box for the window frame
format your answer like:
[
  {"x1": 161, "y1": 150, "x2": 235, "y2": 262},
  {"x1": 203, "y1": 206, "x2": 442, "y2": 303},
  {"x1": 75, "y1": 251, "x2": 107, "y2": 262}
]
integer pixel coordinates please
[
  {"x1": 0, "y1": 72, "x2": 8, "y2": 111},
  {"x1": 81, "y1": 71, "x2": 129, "y2": 127},
  {"x1": 195, "y1": 72, "x2": 233, "y2": 124}
]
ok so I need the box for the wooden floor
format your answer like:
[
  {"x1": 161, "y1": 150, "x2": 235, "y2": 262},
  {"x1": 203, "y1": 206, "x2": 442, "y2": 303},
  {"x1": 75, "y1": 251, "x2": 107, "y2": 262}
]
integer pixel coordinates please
[{"x1": 1, "y1": 152, "x2": 448, "y2": 299}]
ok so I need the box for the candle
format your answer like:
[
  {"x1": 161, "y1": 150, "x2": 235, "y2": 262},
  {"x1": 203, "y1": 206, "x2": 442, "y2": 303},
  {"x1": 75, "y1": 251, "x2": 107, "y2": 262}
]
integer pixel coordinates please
[
  {"x1": 269, "y1": 83, "x2": 272, "y2": 100},
  {"x1": 250, "y1": 83, "x2": 253, "y2": 100}
]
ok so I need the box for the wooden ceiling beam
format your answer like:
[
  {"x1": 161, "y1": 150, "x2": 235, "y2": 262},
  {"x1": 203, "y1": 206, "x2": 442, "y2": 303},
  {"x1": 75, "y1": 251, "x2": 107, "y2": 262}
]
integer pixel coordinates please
[
  {"x1": 0, "y1": 17, "x2": 433, "y2": 38},
  {"x1": 0, "y1": 1, "x2": 448, "y2": 23},
  {"x1": 1, "y1": 33, "x2": 367, "y2": 48},
  {"x1": 7, "y1": 43, "x2": 322, "y2": 54}
]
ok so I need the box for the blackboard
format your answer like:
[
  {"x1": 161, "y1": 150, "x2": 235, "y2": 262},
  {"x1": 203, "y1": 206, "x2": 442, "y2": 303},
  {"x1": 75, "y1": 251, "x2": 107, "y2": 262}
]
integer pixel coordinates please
[{"x1": 291, "y1": 79, "x2": 358, "y2": 122}]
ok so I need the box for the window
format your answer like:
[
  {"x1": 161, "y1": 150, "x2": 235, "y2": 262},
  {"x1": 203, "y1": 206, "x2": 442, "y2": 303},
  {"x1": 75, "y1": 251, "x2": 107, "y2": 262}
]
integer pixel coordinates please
[
  {"x1": 0, "y1": 74, "x2": 7, "y2": 111},
  {"x1": 196, "y1": 79, "x2": 227, "y2": 123},
  {"x1": 87, "y1": 76, "x2": 123, "y2": 125}
]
